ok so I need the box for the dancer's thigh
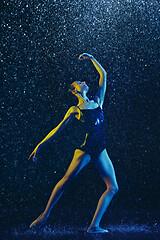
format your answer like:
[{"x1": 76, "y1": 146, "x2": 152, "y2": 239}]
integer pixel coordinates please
[{"x1": 64, "y1": 149, "x2": 91, "y2": 180}]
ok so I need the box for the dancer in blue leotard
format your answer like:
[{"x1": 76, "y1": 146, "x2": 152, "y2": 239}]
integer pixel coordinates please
[
  {"x1": 29, "y1": 53, "x2": 119, "y2": 233},
  {"x1": 76, "y1": 104, "x2": 106, "y2": 160}
]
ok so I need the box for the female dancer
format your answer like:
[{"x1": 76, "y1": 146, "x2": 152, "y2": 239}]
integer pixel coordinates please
[{"x1": 29, "y1": 53, "x2": 119, "y2": 233}]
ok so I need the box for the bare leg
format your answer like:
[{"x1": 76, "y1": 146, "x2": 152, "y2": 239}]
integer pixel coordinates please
[
  {"x1": 30, "y1": 149, "x2": 90, "y2": 228},
  {"x1": 87, "y1": 149, "x2": 119, "y2": 233}
]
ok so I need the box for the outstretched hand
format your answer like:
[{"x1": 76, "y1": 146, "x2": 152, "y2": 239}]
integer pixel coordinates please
[
  {"x1": 28, "y1": 145, "x2": 40, "y2": 162},
  {"x1": 78, "y1": 53, "x2": 93, "y2": 60}
]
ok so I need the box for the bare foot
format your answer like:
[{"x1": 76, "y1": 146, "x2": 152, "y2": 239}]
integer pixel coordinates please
[
  {"x1": 87, "y1": 226, "x2": 109, "y2": 234},
  {"x1": 30, "y1": 212, "x2": 48, "y2": 229}
]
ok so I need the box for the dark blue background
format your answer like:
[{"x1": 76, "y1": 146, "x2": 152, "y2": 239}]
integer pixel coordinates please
[{"x1": 1, "y1": 0, "x2": 160, "y2": 227}]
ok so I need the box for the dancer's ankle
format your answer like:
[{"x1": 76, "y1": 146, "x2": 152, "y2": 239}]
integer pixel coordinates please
[
  {"x1": 89, "y1": 224, "x2": 99, "y2": 229},
  {"x1": 87, "y1": 224, "x2": 98, "y2": 232}
]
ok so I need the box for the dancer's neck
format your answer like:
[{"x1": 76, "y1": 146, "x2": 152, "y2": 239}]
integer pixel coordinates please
[{"x1": 77, "y1": 92, "x2": 89, "y2": 105}]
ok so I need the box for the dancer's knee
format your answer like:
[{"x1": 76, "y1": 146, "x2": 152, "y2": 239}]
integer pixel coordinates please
[
  {"x1": 108, "y1": 184, "x2": 119, "y2": 195},
  {"x1": 61, "y1": 174, "x2": 74, "y2": 187}
]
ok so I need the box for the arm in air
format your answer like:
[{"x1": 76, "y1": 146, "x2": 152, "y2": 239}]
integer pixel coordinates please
[{"x1": 79, "y1": 53, "x2": 107, "y2": 108}]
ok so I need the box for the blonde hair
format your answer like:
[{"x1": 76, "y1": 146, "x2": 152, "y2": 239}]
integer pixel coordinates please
[{"x1": 68, "y1": 81, "x2": 78, "y2": 93}]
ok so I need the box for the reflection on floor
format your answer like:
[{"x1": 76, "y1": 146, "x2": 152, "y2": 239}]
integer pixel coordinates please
[
  {"x1": 1, "y1": 223, "x2": 160, "y2": 240},
  {"x1": 1, "y1": 209, "x2": 160, "y2": 240}
]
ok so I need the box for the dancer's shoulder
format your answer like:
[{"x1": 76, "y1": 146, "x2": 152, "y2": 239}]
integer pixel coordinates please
[
  {"x1": 68, "y1": 106, "x2": 80, "y2": 113},
  {"x1": 64, "y1": 106, "x2": 80, "y2": 119}
]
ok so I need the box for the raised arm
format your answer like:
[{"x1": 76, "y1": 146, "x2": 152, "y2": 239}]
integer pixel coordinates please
[
  {"x1": 28, "y1": 106, "x2": 79, "y2": 162},
  {"x1": 79, "y1": 53, "x2": 107, "y2": 108}
]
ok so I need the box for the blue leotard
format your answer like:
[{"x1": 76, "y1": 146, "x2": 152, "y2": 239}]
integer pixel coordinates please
[{"x1": 76, "y1": 105, "x2": 106, "y2": 160}]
